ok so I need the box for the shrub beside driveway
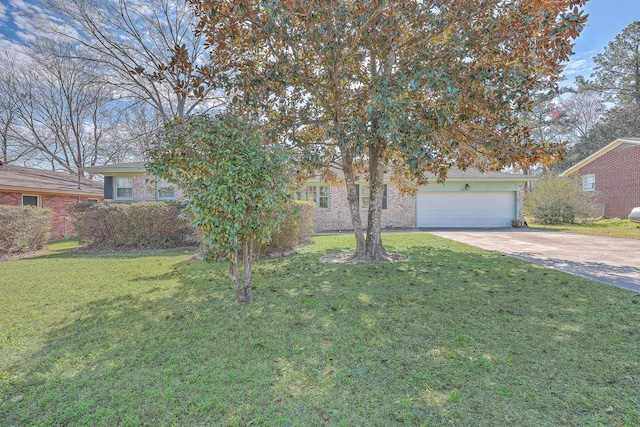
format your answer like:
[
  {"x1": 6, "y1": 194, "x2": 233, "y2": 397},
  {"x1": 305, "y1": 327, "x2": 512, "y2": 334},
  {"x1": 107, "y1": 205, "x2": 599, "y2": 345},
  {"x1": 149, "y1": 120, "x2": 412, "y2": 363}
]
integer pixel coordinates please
[{"x1": 1, "y1": 234, "x2": 639, "y2": 426}]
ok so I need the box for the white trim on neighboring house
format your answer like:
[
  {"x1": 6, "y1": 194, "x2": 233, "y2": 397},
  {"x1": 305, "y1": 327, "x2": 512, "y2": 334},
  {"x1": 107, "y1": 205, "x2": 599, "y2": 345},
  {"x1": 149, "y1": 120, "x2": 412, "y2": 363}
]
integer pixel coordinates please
[
  {"x1": 22, "y1": 194, "x2": 39, "y2": 207},
  {"x1": 560, "y1": 138, "x2": 640, "y2": 177},
  {"x1": 582, "y1": 174, "x2": 595, "y2": 191}
]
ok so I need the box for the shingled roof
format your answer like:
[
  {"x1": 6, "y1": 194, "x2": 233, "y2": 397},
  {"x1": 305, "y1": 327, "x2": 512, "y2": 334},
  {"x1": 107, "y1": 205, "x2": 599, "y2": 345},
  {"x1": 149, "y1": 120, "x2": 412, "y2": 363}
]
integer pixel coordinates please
[{"x1": 0, "y1": 164, "x2": 103, "y2": 197}]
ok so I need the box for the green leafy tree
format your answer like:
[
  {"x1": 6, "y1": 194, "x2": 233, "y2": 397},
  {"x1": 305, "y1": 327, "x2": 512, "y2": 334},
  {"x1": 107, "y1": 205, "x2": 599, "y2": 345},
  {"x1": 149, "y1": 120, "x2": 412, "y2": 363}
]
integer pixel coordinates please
[
  {"x1": 579, "y1": 21, "x2": 640, "y2": 103},
  {"x1": 551, "y1": 102, "x2": 640, "y2": 172},
  {"x1": 146, "y1": 114, "x2": 293, "y2": 302},
  {"x1": 189, "y1": 0, "x2": 587, "y2": 261}
]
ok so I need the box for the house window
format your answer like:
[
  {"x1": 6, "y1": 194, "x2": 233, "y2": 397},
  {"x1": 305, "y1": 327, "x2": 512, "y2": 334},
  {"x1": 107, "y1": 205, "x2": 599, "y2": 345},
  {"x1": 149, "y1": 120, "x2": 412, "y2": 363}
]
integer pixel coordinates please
[
  {"x1": 115, "y1": 177, "x2": 134, "y2": 199},
  {"x1": 582, "y1": 174, "x2": 595, "y2": 192},
  {"x1": 22, "y1": 195, "x2": 39, "y2": 206},
  {"x1": 87, "y1": 199, "x2": 99, "y2": 203},
  {"x1": 295, "y1": 185, "x2": 329, "y2": 209},
  {"x1": 359, "y1": 185, "x2": 370, "y2": 209},
  {"x1": 356, "y1": 184, "x2": 388, "y2": 209},
  {"x1": 156, "y1": 179, "x2": 176, "y2": 200}
]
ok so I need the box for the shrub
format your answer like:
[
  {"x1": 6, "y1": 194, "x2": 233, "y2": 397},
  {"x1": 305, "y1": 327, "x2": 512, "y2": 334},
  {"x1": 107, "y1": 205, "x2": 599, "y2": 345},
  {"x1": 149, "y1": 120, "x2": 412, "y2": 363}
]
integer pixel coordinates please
[
  {"x1": 0, "y1": 206, "x2": 53, "y2": 256},
  {"x1": 296, "y1": 201, "x2": 315, "y2": 244},
  {"x1": 70, "y1": 202, "x2": 196, "y2": 249},
  {"x1": 525, "y1": 174, "x2": 596, "y2": 224}
]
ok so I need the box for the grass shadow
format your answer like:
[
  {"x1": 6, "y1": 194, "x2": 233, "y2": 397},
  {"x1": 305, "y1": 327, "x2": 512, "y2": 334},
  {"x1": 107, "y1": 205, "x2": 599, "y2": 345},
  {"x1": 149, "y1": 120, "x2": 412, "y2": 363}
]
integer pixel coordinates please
[{"x1": 1, "y1": 233, "x2": 639, "y2": 426}]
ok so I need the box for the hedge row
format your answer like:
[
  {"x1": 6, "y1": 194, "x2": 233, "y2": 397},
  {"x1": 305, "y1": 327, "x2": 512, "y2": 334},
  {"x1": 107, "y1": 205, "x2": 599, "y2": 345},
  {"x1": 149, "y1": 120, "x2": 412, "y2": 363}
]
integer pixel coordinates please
[
  {"x1": 70, "y1": 202, "x2": 196, "y2": 249},
  {"x1": 0, "y1": 206, "x2": 53, "y2": 256},
  {"x1": 70, "y1": 200, "x2": 315, "y2": 254}
]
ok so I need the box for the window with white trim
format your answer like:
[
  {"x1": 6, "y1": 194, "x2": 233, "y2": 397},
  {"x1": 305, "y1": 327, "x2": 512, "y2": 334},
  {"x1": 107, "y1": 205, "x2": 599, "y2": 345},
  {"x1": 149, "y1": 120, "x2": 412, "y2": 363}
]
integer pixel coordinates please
[
  {"x1": 295, "y1": 185, "x2": 329, "y2": 209},
  {"x1": 359, "y1": 185, "x2": 370, "y2": 209},
  {"x1": 156, "y1": 179, "x2": 176, "y2": 200},
  {"x1": 582, "y1": 174, "x2": 595, "y2": 192},
  {"x1": 357, "y1": 184, "x2": 388, "y2": 209},
  {"x1": 114, "y1": 177, "x2": 134, "y2": 199},
  {"x1": 22, "y1": 195, "x2": 39, "y2": 206}
]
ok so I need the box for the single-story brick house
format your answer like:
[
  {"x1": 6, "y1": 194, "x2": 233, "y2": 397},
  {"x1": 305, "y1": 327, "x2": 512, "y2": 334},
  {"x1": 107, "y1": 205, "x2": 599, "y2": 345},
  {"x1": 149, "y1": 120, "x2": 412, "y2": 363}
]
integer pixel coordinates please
[
  {"x1": 0, "y1": 163, "x2": 104, "y2": 240},
  {"x1": 560, "y1": 137, "x2": 640, "y2": 218},
  {"x1": 87, "y1": 162, "x2": 530, "y2": 230}
]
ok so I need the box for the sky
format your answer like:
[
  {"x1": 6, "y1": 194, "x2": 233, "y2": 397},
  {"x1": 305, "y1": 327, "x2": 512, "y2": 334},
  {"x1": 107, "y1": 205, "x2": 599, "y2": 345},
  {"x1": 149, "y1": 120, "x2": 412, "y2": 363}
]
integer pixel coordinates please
[{"x1": 0, "y1": 0, "x2": 638, "y2": 85}]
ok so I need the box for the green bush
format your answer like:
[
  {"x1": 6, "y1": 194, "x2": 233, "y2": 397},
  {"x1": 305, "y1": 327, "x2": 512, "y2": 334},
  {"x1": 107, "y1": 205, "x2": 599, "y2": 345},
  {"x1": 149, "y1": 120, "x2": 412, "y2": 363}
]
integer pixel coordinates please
[
  {"x1": 296, "y1": 201, "x2": 315, "y2": 244},
  {"x1": 251, "y1": 201, "x2": 315, "y2": 257},
  {"x1": 525, "y1": 174, "x2": 596, "y2": 224},
  {"x1": 0, "y1": 206, "x2": 53, "y2": 256},
  {"x1": 70, "y1": 202, "x2": 196, "y2": 249}
]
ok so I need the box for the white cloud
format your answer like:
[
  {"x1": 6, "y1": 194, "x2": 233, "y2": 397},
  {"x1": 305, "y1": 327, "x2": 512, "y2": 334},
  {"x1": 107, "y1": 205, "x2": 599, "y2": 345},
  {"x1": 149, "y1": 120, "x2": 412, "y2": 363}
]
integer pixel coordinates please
[{"x1": 0, "y1": 4, "x2": 8, "y2": 24}]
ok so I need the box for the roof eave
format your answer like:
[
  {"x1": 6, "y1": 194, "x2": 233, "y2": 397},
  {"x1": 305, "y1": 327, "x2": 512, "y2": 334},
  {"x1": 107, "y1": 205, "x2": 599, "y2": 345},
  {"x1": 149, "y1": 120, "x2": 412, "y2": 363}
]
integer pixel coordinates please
[{"x1": 560, "y1": 138, "x2": 640, "y2": 177}]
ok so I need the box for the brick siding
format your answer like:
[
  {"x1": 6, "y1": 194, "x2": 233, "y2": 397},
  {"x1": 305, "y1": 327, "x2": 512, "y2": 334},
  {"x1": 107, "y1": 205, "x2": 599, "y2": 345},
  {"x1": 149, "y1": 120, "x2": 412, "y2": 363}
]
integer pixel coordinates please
[
  {"x1": 576, "y1": 144, "x2": 640, "y2": 218},
  {"x1": 312, "y1": 183, "x2": 416, "y2": 232},
  {"x1": 0, "y1": 191, "x2": 103, "y2": 240}
]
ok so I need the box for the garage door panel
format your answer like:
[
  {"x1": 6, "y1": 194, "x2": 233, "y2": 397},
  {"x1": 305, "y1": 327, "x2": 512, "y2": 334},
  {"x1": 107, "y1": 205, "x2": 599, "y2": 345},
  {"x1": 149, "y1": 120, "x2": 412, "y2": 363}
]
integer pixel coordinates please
[{"x1": 417, "y1": 191, "x2": 515, "y2": 228}]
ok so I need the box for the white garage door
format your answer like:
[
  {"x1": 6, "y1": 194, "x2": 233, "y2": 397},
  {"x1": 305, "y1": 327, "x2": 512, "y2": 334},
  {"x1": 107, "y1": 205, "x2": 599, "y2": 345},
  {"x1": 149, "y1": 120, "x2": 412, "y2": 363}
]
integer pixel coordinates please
[{"x1": 417, "y1": 191, "x2": 515, "y2": 228}]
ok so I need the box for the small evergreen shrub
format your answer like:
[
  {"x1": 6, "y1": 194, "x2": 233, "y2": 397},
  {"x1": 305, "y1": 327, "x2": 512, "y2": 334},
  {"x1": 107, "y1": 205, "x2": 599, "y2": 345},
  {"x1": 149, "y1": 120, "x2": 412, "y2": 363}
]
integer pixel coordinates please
[
  {"x1": 0, "y1": 206, "x2": 53, "y2": 256},
  {"x1": 70, "y1": 202, "x2": 196, "y2": 249},
  {"x1": 296, "y1": 201, "x2": 315, "y2": 244},
  {"x1": 525, "y1": 174, "x2": 596, "y2": 224}
]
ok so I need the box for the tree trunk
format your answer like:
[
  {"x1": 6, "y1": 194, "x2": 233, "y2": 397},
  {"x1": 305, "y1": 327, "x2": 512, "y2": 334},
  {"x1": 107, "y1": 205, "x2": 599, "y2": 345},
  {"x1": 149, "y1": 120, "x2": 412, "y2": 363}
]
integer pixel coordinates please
[
  {"x1": 228, "y1": 249, "x2": 252, "y2": 302},
  {"x1": 342, "y1": 153, "x2": 366, "y2": 257},
  {"x1": 364, "y1": 138, "x2": 390, "y2": 261}
]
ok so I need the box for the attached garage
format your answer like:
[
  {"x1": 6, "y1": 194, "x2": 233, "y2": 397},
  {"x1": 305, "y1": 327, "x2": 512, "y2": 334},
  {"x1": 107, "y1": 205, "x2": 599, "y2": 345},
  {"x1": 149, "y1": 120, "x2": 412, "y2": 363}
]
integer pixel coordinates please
[
  {"x1": 417, "y1": 191, "x2": 516, "y2": 228},
  {"x1": 416, "y1": 169, "x2": 531, "y2": 229}
]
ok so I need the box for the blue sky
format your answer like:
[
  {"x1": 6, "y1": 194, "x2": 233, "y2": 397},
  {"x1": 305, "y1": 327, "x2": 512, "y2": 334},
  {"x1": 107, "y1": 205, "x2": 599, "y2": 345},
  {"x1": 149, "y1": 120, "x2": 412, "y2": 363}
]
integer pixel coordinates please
[
  {"x1": 564, "y1": 0, "x2": 640, "y2": 82},
  {"x1": 0, "y1": 0, "x2": 638, "y2": 84}
]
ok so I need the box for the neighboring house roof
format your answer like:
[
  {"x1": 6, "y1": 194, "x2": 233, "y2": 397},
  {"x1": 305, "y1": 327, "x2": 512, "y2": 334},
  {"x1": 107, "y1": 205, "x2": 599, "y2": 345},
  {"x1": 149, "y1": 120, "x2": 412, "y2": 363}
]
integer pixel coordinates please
[
  {"x1": 0, "y1": 164, "x2": 103, "y2": 197},
  {"x1": 85, "y1": 161, "x2": 146, "y2": 174},
  {"x1": 560, "y1": 138, "x2": 640, "y2": 177}
]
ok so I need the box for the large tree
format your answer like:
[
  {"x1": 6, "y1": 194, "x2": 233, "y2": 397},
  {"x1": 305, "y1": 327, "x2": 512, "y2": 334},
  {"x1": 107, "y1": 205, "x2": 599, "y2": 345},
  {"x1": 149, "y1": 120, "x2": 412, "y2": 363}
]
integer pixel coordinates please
[
  {"x1": 38, "y1": 0, "x2": 225, "y2": 122},
  {"x1": 190, "y1": 0, "x2": 587, "y2": 260},
  {"x1": 8, "y1": 42, "x2": 124, "y2": 179},
  {"x1": 580, "y1": 21, "x2": 640, "y2": 104}
]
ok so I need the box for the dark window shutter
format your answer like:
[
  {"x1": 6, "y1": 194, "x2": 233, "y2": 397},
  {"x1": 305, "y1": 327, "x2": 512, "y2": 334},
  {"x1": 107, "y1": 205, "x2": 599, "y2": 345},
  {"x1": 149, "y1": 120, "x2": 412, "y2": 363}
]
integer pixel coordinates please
[
  {"x1": 104, "y1": 176, "x2": 113, "y2": 199},
  {"x1": 355, "y1": 184, "x2": 360, "y2": 209},
  {"x1": 382, "y1": 184, "x2": 388, "y2": 209}
]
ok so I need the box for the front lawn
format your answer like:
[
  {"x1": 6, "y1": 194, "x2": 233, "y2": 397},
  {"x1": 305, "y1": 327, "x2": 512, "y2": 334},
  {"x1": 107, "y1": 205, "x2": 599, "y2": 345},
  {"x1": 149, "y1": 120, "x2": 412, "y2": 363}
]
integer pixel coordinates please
[
  {"x1": 1, "y1": 234, "x2": 638, "y2": 426},
  {"x1": 529, "y1": 217, "x2": 640, "y2": 240}
]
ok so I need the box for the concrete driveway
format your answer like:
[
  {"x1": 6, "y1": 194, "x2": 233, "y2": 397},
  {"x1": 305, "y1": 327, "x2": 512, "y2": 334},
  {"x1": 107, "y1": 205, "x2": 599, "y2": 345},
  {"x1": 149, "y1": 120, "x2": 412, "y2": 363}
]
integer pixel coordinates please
[{"x1": 427, "y1": 228, "x2": 640, "y2": 293}]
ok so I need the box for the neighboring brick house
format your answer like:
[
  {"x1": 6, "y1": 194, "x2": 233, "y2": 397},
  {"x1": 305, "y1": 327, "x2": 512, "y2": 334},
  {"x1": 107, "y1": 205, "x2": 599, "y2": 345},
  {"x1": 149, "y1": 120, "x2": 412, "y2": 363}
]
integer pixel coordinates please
[
  {"x1": 0, "y1": 163, "x2": 104, "y2": 240},
  {"x1": 87, "y1": 162, "x2": 530, "y2": 230},
  {"x1": 560, "y1": 137, "x2": 640, "y2": 218}
]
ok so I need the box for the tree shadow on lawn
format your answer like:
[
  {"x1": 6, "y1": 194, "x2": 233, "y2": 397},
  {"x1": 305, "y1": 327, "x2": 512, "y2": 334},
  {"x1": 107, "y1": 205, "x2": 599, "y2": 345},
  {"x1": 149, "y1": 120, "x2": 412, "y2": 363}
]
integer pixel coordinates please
[{"x1": 2, "y1": 245, "x2": 640, "y2": 426}]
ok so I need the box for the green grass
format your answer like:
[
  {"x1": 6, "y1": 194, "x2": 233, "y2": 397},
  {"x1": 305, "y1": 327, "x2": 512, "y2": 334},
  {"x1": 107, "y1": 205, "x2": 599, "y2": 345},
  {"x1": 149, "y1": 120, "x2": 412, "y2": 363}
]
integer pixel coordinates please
[
  {"x1": 529, "y1": 217, "x2": 640, "y2": 240},
  {"x1": 1, "y1": 233, "x2": 639, "y2": 426}
]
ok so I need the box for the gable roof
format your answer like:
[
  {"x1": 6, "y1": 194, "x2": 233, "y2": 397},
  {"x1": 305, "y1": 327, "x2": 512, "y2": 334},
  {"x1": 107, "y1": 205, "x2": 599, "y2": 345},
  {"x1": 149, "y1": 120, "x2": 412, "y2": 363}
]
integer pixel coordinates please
[
  {"x1": 560, "y1": 138, "x2": 640, "y2": 177},
  {"x1": 0, "y1": 164, "x2": 103, "y2": 197}
]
